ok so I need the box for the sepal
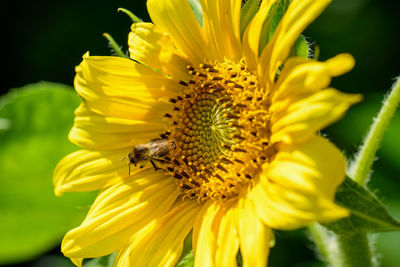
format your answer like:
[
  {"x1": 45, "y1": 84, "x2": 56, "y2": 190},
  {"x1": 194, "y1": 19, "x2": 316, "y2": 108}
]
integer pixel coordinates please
[
  {"x1": 82, "y1": 253, "x2": 115, "y2": 267},
  {"x1": 324, "y1": 177, "x2": 400, "y2": 233},
  {"x1": 240, "y1": 0, "x2": 262, "y2": 37}
]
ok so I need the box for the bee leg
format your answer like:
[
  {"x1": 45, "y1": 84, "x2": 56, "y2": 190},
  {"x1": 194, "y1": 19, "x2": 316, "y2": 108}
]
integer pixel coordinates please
[
  {"x1": 160, "y1": 130, "x2": 171, "y2": 139},
  {"x1": 150, "y1": 160, "x2": 161, "y2": 171},
  {"x1": 154, "y1": 158, "x2": 170, "y2": 164}
]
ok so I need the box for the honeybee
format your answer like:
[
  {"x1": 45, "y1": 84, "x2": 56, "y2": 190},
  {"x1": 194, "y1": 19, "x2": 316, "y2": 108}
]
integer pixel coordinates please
[{"x1": 128, "y1": 138, "x2": 176, "y2": 172}]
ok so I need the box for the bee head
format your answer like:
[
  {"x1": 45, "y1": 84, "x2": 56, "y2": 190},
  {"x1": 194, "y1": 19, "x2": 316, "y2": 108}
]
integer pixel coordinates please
[
  {"x1": 128, "y1": 152, "x2": 136, "y2": 164},
  {"x1": 130, "y1": 146, "x2": 149, "y2": 163}
]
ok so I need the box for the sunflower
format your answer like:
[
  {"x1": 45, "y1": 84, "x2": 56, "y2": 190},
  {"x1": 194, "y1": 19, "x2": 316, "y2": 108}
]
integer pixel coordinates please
[{"x1": 54, "y1": 0, "x2": 361, "y2": 266}]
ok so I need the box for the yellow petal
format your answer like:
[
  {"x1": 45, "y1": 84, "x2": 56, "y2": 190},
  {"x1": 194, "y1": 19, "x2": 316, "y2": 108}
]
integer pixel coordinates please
[
  {"x1": 69, "y1": 102, "x2": 166, "y2": 150},
  {"x1": 259, "y1": 0, "x2": 332, "y2": 83},
  {"x1": 215, "y1": 201, "x2": 239, "y2": 267},
  {"x1": 236, "y1": 196, "x2": 271, "y2": 267},
  {"x1": 242, "y1": 0, "x2": 277, "y2": 71},
  {"x1": 200, "y1": 0, "x2": 242, "y2": 60},
  {"x1": 250, "y1": 136, "x2": 349, "y2": 230},
  {"x1": 69, "y1": 258, "x2": 82, "y2": 267},
  {"x1": 192, "y1": 201, "x2": 216, "y2": 266},
  {"x1": 271, "y1": 88, "x2": 362, "y2": 144},
  {"x1": 272, "y1": 54, "x2": 355, "y2": 108},
  {"x1": 53, "y1": 148, "x2": 131, "y2": 196},
  {"x1": 128, "y1": 22, "x2": 190, "y2": 80},
  {"x1": 75, "y1": 53, "x2": 179, "y2": 120},
  {"x1": 193, "y1": 200, "x2": 239, "y2": 267},
  {"x1": 147, "y1": 0, "x2": 208, "y2": 65},
  {"x1": 115, "y1": 200, "x2": 201, "y2": 267},
  {"x1": 62, "y1": 169, "x2": 178, "y2": 258}
]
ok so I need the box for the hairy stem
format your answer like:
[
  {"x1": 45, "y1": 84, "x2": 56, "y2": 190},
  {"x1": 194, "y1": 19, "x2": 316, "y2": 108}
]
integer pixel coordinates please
[
  {"x1": 308, "y1": 76, "x2": 400, "y2": 267},
  {"x1": 348, "y1": 76, "x2": 400, "y2": 185},
  {"x1": 308, "y1": 223, "x2": 342, "y2": 266},
  {"x1": 335, "y1": 231, "x2": 373, "y2": 267},
  {"x1": 117, "y1": 8, "x2": 142, "y2": 23},
  {"x1": 308, "y1": 224, "x2": 374, "y2": 267},
  {"x1": 102, "y1": 33, "x2": 127, "y2": 58}
]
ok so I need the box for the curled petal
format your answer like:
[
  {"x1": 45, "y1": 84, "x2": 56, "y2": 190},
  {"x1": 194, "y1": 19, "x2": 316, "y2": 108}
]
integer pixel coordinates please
[
  {"x1": 271, "y1": 88, "x2": 361, "y2": 144},
  {"x1": 74, "y1": 53, "x2": 180, "y2": 120},
  {"x1": 128, "y1": 22, "x2": 190, "y2": 80},
  {"x1": 147, "y1": 0, "x2": 208, "y2": 65},
  {"x1": 251, "y1": 136, "x2": 349, "y2": 230}
]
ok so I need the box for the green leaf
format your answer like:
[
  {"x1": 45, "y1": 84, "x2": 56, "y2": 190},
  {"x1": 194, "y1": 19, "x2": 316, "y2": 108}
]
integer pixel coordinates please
[
  {"x1": 324, "y1": 177, "x2": 400, "y2": 233},
  {"x1": 240, "y1": 0, "x2": 261, "y2": 37},
  {"x1": 188, "y1": 0, "x2": 203, "y2": 27},
  {"x1": 236, "y1": 250, "x2": 243, "y2": 267},
  {"x1": 258, "y1": 0, "x2": 290, "y2": 54},
  {"x1": 257, "y1": 0, "x2": 310, "y2": 58},
  {"x1": 177, "y1": 231, "x2": 193, "y2": 264},
  {"x1": 290, "y1": 35, "x2": 309, "y2": 59},
  {"x1": 176, "y1": 251, "x2": 194, "y2": 267},
  {"x1": 83, "y1": 253, "x2": 116, "y2": 267},
  {"x1": 0, "y1": 82, "x2": 96, "y2": 264},
  {"x1": 0, "y1": 118, "x2": 11, "y2": 130}
]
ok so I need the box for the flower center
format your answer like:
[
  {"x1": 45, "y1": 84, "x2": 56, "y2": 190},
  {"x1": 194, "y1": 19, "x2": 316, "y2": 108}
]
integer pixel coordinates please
[{"x1": 162, "y1": 59, "x2": 276, "y2": 201}]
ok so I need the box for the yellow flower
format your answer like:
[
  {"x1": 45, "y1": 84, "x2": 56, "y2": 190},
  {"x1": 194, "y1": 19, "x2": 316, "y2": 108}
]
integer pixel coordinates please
[{"x1": 54, "y1": 0, "x2": 361, "y2": 266}]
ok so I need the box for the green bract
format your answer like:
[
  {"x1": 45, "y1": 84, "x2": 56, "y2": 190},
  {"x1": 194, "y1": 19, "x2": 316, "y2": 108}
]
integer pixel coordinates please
[
  {"x1": 188, "y1": 0, "x2": 203, "y2": 27},
  {"x1": 240, "y1": 0, "x2": 261, "y2": 37},
  {"x1": 325, "y1": 177, "x2": 400, "y2": 233}
]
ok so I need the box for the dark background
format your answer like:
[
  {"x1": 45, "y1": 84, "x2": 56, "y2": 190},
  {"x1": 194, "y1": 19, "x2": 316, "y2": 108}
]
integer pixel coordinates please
[
  {"x1": 3, "y1": 0, "x2": 400, "y2": 95},
  {"x1": 3, "y1": 0, "x2": 400, "y2": 266}
]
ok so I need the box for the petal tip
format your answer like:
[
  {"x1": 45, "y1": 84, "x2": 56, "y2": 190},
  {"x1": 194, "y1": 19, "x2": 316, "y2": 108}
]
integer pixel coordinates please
[
  {"x1": 327, "y1": 53, "x2": 356, "y2": 76},
  {"x1": 351, "y1": 93, "x2": 363, "y2": 104},
  {"x1": 54, "y1": 187, "x2": 64, "y2": 197}
]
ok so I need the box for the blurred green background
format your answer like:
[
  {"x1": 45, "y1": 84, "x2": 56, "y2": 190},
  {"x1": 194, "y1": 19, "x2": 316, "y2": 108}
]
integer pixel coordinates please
[{"x1": 1, "y1": 0, "x2": 399, "y2": 266}]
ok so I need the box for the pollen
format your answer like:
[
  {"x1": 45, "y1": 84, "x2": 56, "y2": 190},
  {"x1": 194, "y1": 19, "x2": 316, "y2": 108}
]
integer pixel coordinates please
[{"x1": 162, "y1": 59, "x2": 277, "y2": 202}]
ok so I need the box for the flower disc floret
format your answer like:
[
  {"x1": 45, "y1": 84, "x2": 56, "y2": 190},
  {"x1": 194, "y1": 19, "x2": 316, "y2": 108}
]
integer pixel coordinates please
[{"x1": 162, "y1": 59, "x2": 278, "y2": 201}]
